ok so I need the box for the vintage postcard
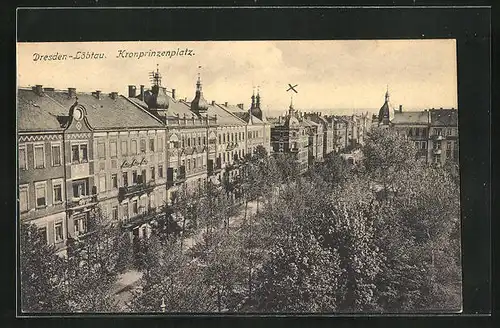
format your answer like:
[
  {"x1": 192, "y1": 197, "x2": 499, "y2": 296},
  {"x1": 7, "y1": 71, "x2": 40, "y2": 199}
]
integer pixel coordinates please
[{"x1": 17, "y1": 40, "x2": 461, "y2": 314}]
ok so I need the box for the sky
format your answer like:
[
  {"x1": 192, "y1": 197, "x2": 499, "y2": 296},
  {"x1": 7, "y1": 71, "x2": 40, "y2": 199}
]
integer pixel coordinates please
[{"x1": 17, "y1": 40, "x2": 457, "y2": 116}]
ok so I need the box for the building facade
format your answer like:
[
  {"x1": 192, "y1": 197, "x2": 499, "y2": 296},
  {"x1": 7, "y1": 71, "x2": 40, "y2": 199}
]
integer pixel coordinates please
[
  {"x1": 379, "y1": 89, "x2": 459, "y2": 165},
  {"x1": 18, "y1": 86, "x2": 69, "y2": 255},
  {"x1": 270, "y1": 103, "x2": 315, "y2": 173},
  {"x1": 18, "y1": 68, "x2": 281, "y2": 253}
]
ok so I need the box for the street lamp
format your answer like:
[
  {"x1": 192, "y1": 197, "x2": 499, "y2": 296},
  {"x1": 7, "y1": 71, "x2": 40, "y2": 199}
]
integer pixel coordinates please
[{"x1": 160, "y1": 297, "x2": 166, "y2": 313}]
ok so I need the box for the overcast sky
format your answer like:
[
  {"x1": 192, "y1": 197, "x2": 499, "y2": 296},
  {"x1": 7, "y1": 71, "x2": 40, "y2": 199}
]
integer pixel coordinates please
[{"x1": 17, "y1": 40, "x2": 457, "y2": 116}]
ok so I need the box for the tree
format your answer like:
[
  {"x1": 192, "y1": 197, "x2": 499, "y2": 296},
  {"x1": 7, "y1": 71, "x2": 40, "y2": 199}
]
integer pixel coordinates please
[
  {"x1": 363, "y1": 127, "x2": 419, "y2": 197},
  {"x1": 253, "y1": 226, "x2": 342, "y2": 312},
  {"x1": 198, "y1": 230, "x2": 247, "y2": 312},
  {"x1": 253, "y1": 145, "x2": 268, "y2": 161},
  {"x1": 62, "y1": 207, "x2": 125, "y2": 312},
  {"x1": 19, "y1": 223, "x2": 68, "y2": 313},
  {"x1": 308, "y1": 152, "x2": 349, "y2": 187},
  {"x1": 270, "y1": 153, "x2": 300, "y2": 184},
  {"x1": 373, "y1": 164, "x2": 461, "y2": 311},
  {"x1": 325, "y1": 178, "x2": 383, "y2": 312},
  {"x1": 128, "y1": 235, "x2": 216, "y2": 312},
  {"x1": 360, "y1": 128, "x2": 461, "y2": 311}
]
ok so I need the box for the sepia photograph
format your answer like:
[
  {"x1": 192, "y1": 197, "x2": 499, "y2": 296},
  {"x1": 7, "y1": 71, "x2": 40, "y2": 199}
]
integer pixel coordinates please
[{"x1": 17, "y1": 40, "x2": 461, "y2": 314}]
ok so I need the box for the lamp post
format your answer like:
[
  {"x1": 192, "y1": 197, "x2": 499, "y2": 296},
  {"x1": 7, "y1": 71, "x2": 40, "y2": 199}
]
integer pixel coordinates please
[{"x1": 160, "y1": 297, "x2": 166, "y2": 313}]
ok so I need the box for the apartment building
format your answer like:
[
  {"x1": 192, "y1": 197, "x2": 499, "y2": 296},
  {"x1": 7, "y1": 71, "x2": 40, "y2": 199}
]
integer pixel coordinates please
[
  {"x1": 428, "y1": 108, "x2": 459, "y2": 165},
  {"x1": 18, "y1": 86, "x2": 69, "y2": 255},
  {"x1": 304, "y1": 112, "x2": 335, "y2": 156},
  {"x1": 383, "y1": 100, "x2": 458, "y2": 165},
  {"x1": 391, "y1": 107, "x2": 430, "y2": 160},
  {"x1": 270, "y1": 103, "x2": 310, "y2": 173}
]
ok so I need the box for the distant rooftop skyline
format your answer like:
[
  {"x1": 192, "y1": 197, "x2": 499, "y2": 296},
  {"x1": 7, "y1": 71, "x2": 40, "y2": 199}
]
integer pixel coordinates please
[{"x1": 17, "y1": 40, "x2": 457, "y2": 115}]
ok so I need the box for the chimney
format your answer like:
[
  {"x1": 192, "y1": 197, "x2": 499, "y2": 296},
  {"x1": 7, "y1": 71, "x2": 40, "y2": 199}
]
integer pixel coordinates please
[
  {"x1": 110, "y1": 92, "x2": 118, "y2": 100},
  {"x1": 224, "y1": 101, "x2": 228, "y2": 107},
  {"x1": 211, "y1": 100, "x2": 215, "y2": 105},
  {"x1": 43, "y1": 87, "x2": 54, "y2": 92},
  {"x1": 33, "y1": 85, "x2": 44, "y2": 96},
  {"x1": 68, "y1": 87, "x2": 76, "y2": 98},
  {"x1": 93, "y1": 90, "x2": 101, "y2": 99},
  {"x1": 140, "y1": 85, "x2": 145, "y2": 101},
  {"x1": 171, "y1": 88, "x2": 176, "y2": 100},
  {"x1": 128, "y1": 85, "x2": 136, "y2": 98},
  {"x1": 399, "y1": 104, "x2": 403, "y2": 113}
]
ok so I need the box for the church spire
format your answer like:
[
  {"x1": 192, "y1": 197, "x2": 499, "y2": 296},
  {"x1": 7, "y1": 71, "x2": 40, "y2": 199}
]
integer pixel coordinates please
[
  {"x1": 289, "y1": 94, "x2": 295, "y2": 115},
  {"x1": 256, "y1": 86, "x2": 261, "y2": 109},
  {"x1": 191, "y1": 66, "x2": 208, "y2": 112},
  {"x1": 251, "y1": 86, "x2": 256, "y2": 109},
  {"x1": 196, "y1": 67, "x2": 202, "y2": 92}
]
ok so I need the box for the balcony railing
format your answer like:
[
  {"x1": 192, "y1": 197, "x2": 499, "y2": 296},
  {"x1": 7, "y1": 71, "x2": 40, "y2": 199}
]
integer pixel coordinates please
[
  {"x1": 226, "y1": 142, "x2": 239, "y2": 151},
  {"x1": 118, "y1": 181, "x2": 155, "y2": 201},
  {"x1": 431, "y1": 134, "x2": 445, "y2": 141},
  {"x1": 167, "y1": 166, "x2": 186, "y2": 187},
  {"x1": 433, "y1": 149, "x2": 442, "y2": 155},
  {"x1": 68, "y1": 195, "x2": 97, "y2": 209},
  {"x1": 121, "y1": 206, "x2": 166, "y2": 229},
  {"x1": 207, "y1": 159, "x2": 222, "y2": 176}
]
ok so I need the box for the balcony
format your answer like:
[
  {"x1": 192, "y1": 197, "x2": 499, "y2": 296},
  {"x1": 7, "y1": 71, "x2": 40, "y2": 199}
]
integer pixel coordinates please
[
  {"x1": 167, "y1": 166, "x2": 186, "y2": 187},
  {"x1": 68, "y1": 195, "x2": 97, "y2": 210},
  {"x1": 71, "y1": 162, "x2": 90, "y2": 179},
  {"x1": 121, "y1": 206, "x2": 166, "y2": 229},
  {"x1": 226, "y1": 142, "x2": 239, "y2": 151},
  {"x1": 433, "y1": 149, "x2": 442, "y2": 155},
  {"x1": 118, "y1": 181, "x2": 155, "y2": 201},
  {"x1": 207, "y1": 159, "x2": 222, "y2": 176},
  {"x1": 431, "y1": 134, "x2": 445, "y2": 141}
]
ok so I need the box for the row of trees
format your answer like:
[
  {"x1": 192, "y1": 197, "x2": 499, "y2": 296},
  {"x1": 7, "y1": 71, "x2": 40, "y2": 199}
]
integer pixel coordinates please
[
  {"x1": 20, "y1": 129, "x2": 461, "y2": 313},
  {"x1": 126, "y1": 129, "x2": 460, "y2": 313}
]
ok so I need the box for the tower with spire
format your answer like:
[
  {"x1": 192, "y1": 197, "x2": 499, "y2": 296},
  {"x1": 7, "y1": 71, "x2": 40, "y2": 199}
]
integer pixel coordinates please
[
  {"x1": 191, "y1": 66, "x2": 209, "y2": 113},
  {"x1": 378, "y1": 85, "x2": 392, "y2": 126},
  {"x1": 143, "y1": 64, "x2": 170, "y2": 110},
  {"x1": 250, "y1": 86, "x2": 265, "y2": 121}
]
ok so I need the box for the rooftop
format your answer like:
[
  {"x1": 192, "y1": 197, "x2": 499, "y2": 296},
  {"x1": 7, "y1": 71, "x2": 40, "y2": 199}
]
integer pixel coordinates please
[
  {"x1": 18, "y1": 87, "x2": 164, "y2": 131},
  {"x1": 391, "y1": 111, "x2": 430, "y2": 125}
]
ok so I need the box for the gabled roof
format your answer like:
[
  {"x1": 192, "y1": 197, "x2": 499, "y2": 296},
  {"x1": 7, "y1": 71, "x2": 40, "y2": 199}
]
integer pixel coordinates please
[{"x1": 392, "y1": 111, "x2": 430, "y2": 125}]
